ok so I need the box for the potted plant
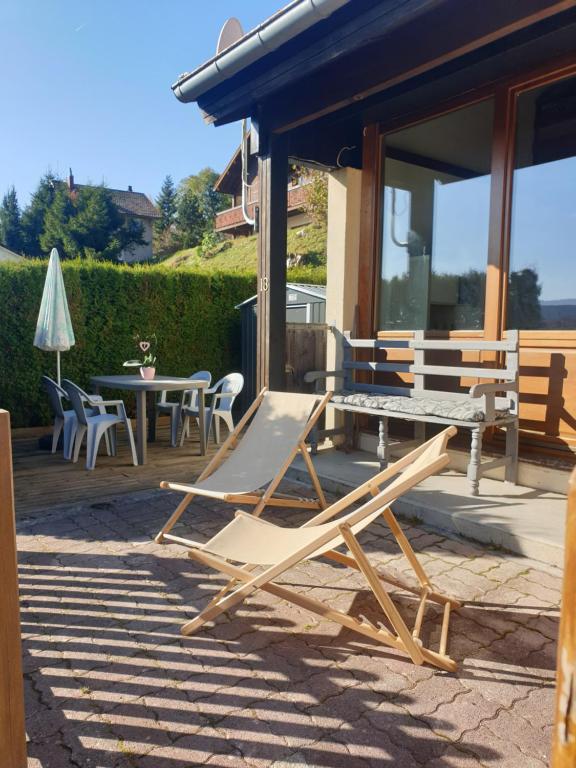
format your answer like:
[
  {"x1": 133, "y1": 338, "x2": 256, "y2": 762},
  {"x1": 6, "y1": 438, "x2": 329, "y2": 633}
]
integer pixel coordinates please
[{"x1": 124, "y1": 335, "x2": 158, "y2": 380}]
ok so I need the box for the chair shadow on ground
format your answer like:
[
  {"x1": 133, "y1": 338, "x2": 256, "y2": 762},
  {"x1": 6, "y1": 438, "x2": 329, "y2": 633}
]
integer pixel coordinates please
[{"x1": 19, "y1": 541, "x2": 558, "y2": 768}]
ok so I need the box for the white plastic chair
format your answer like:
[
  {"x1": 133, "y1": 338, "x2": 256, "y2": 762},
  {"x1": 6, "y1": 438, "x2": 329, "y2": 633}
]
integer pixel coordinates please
[
  {"x1": 41, "y1": 375, "x2": 105, "y2": 461},
  {"x1": 157, "y1": 370, "x2": 211, "y2": 448},
  {"x1": 181, "y1": 372, "x2": 244, "y2": 446},
  {"x1": 63, "y1": 379, "x2": 138, "y2": 470}
]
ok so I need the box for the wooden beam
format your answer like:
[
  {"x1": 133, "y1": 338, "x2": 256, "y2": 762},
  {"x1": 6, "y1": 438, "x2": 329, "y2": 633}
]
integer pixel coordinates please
[
  {"x1": 257, "y1": 133, "x2": 288, "y2": 391},
  {"x1": 357, "y1": 124, "x2": 381, "y2": 338},
  {"x1": 0, "y1": 410, "x2": 27, "y2": 768},
  {"x1": 552, "y1": 467, "x2": 576, "y2": 767}
]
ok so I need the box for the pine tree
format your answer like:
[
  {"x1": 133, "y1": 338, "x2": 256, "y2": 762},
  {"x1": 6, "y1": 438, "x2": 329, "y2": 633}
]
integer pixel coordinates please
[
  {"x1": 21, "y1": 173, "x2": 57, "y2": 257},
  {"x1": 40, "y1": 185, "x2": 145, "y2": 261},
  {"x1": 155, "y1": 175, "x2": 177, "y2": 234},
  {"x1": 0, "y1": 186, "x2": 23, "y2": 253}
]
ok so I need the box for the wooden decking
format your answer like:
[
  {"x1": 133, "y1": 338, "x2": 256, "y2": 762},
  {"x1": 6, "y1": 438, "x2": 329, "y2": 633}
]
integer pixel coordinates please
[{"x1": 12, "y1": 420, "x2": 218, "y2": 516}]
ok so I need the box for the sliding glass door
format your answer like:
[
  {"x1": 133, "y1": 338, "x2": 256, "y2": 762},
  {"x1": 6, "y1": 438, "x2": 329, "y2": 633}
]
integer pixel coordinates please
[{"x1": 378, "y1": 99, "x2": 494, "y2": 332}]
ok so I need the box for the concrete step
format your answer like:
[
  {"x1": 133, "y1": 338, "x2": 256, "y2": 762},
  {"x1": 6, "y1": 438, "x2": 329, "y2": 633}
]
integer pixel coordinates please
[{"x1": 289, "y1": 446, "x2": 566, "y2": 568}]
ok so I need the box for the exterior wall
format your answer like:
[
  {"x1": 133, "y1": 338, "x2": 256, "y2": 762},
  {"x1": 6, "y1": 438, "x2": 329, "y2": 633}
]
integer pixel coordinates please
[
  {"x1": 121, "y1": 218, "x2": 154, "y2": 263},
  {"x1": 325, "y1": 168, "x2": 362, "y2": 440}
]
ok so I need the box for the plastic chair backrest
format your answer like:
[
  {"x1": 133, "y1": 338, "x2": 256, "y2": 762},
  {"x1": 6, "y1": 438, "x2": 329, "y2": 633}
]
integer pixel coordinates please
[
  {"x1": 187, "y1": 370, "x2": 212, "y2": 411},
  {"x1": 215, "y1": 373, "x2": 244, "y2": 413},
  {"x1": 62, "y1": 380, "x2": 90, "y2": 426},
  {"x1": 41, "y1": 375, "x2": 67, "y2": 420}
]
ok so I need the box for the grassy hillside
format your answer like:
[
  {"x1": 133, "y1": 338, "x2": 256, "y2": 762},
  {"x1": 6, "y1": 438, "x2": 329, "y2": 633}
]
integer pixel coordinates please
[{"x1": 162, "y1": 224, "x2": 327, "y2": 284}]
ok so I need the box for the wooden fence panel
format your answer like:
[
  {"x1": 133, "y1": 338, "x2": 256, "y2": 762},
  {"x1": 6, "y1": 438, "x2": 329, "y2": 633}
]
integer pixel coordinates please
[
  {"x1": 0, "y1": 410, "x2": 27, "y2": 767},
  {"x1": 286, "y1": 323, "x2": 327, "y2": 393},
  {"x1": 553, "y1": 467, "x2": 576, "y2": 766}
]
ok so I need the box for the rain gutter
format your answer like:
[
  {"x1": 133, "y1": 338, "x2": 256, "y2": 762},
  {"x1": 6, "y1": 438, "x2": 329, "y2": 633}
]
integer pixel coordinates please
[{"x1": 172, "y1": 0, "x2": 350, "y2": 103}]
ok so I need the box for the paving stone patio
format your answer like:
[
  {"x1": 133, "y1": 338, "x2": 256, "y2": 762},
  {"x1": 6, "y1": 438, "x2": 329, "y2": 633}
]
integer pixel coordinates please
[{"x1": 18, "y1": 483, "x2": 561, "y2": 767}]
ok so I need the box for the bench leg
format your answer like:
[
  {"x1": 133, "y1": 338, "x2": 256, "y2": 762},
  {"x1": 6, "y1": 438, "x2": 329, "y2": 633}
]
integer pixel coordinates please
[
  {"x1": 414, "y1": 422, "x2": 425, "y2": 445},
  {"x1": 377, "y1": 416, "x2": 389, "y2": 469},
  {"x1": 310, "y1": 425, "x2": 319, "y2": 455},
  {"x1": 467, "y1": 426, "x2": 483, "y2": 496},
  {"x1": 505, "y1": 421, "x2": 519, "y2": 485},
  {"x1": 344, "y1": 411, "x2": 354, "y2": 452}
]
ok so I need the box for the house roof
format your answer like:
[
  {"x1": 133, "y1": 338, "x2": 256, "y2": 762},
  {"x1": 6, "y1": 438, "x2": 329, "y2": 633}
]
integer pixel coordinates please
[
  {"x1": 106, "y1": 188, "x2": 160, "y2": 219},
  {"x1": 214, "y1": 145, "x2": 242, "y2": 195},
  {"x1": 56, "y1": 182, "x2": 160, "y2": 219},
  {"x1": 0, "y1": 244, "x2": 24, "y2": 263},
  {"x1": 235, "y1": 282, "x2": 326, "y2": 309}
]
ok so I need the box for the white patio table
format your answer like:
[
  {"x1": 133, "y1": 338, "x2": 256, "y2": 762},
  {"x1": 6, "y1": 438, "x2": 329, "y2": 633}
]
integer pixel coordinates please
[{"x1": 90, "y1": 375, "x2": 208, "y2": 466}]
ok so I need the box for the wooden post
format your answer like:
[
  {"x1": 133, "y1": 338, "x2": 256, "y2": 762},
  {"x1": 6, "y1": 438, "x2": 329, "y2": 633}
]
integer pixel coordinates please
[
  {"x1": 0, "y1": 410, "x2": 27, "y2": 768},
  {"x1": 256, "y1": 132, "x2": 288, "y2": 391},
  {"x1": 552, "y1": 467, "x2": 576, "y2": 767}
]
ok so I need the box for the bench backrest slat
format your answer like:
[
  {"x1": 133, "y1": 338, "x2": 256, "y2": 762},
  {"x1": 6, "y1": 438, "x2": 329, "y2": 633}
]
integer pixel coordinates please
[
  {"x1": 411, "y1": 364, "x2": 515, "y2": 380},
  {"x1": 343, "y1": 361, "x2": 411, "y2": 374},
  {"x1": 353, "y1": 382, "x2": 412, "y2": 397}
]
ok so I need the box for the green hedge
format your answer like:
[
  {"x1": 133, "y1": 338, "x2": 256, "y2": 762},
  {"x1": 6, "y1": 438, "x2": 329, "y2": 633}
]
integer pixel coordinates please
[{"x1": 0, "y1": 260, "x2": 255, "y2": 428}]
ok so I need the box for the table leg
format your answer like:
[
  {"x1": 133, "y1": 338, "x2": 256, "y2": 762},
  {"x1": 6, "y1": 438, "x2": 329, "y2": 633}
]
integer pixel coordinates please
[
  {"x1": 147, "y1": 391, "x2": 157, "y2": 442},
  {"x1": 136, "y1": 390, "x2": 147, "y2": 465},
  {"x1": 198, "y1": 387, "x2": 206, "y2": 456}
]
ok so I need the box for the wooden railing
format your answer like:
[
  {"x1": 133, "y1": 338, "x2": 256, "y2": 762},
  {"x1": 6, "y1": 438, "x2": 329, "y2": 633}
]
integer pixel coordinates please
[
  {"x1": 553, "y1": 466, "x2": 576, "y2": 766},
  {"x1": 0, "y1": 410, "x2": 26, "y2": 767}
]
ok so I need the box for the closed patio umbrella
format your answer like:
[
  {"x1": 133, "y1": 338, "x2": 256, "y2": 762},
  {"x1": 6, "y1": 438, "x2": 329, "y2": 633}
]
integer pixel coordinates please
[{"x1": 34, "y1": 248, "x2": 75, "y2": 385}]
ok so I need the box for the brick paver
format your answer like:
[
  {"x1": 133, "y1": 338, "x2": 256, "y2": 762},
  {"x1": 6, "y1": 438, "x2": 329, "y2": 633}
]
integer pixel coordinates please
[{"x1": 17, "y1": 484, "x2": 560, "y2": 767}]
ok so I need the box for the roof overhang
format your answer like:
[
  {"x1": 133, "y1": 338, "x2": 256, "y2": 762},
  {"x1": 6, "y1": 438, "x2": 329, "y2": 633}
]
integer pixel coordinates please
[
  {"x1": 172, "y1": 0, "x2": 350, "y2": 105},
  {"x1": 172, "y1": 0, "x2": 576, "y2": 136}
]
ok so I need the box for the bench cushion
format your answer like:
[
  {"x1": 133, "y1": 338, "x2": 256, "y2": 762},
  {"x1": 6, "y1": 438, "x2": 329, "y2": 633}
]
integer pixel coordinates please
[{"x1": 330, "y1": 391, "x2": 509, "y2": 422}]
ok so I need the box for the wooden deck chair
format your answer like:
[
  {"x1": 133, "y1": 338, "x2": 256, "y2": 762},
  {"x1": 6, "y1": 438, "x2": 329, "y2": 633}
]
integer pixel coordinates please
[
  {"x1": 168, "y1": 426, "x2": 461, "y2": 671},
  {"x1": 156, "y1": 388, "x2": 332, "y2": 544}
]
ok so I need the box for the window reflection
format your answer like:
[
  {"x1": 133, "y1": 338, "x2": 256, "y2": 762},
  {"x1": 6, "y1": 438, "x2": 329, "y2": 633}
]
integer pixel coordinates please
[
  {"x1": 507, "y1": 76, "x2": 576, "y2": 330},
  {"x1": 379, "y1": 99, "x2": 493, "y2": 331}
]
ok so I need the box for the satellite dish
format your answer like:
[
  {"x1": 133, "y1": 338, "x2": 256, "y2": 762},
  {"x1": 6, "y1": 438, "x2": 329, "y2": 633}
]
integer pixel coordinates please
[{"x1": 216, "y1": 17, "x2": 244, "y2": 54}]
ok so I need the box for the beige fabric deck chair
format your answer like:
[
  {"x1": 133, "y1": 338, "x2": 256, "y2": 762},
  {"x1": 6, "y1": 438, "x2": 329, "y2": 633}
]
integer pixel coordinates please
[
  {"x1": 156, "y1": 388, "x2": 332, "y2": 544},
  {"x1": 168, "y1": 426, "x2": 461, "y2": 671}
]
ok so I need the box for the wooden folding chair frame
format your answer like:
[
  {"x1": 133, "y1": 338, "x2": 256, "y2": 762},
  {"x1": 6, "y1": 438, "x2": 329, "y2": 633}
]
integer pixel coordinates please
[
  {"x1": 172, "y1": 428, "x2": 461, "y2": 672},
  {"x1": 156, "y1": 388, "x2": 332, "y2": 544}
]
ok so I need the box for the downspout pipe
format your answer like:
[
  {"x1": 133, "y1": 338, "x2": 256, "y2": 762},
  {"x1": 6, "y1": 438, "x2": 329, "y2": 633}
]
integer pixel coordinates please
[
  {"x1": 241, "y1": 119, "x2": 255, "y2": 227},
  {"x1": 172, "y1": 0, "x2": 350, "y2": 103}
]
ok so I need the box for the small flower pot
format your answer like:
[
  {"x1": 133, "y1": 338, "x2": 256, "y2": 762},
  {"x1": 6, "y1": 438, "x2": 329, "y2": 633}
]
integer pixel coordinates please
[{"x1": 140, "y1": 366, "x2": 156, "y2": 381}]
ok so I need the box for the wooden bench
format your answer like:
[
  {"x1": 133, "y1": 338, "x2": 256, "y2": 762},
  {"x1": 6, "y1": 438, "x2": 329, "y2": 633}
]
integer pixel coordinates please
[{"x1": 305, "y1": 330, "x2": 519, "y2": 496}]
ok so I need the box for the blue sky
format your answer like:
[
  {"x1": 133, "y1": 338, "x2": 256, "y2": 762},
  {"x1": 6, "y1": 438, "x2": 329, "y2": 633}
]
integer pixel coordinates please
[{"x1": 0, "y1": 0, "x2": 282, "y2": 206}]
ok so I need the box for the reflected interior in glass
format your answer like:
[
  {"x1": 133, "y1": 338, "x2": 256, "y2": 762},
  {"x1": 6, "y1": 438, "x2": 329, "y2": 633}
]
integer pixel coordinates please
[
  {"x1": 378, "y1": 99, "x2": 494, "y2": 332},
  {"x1": 507, "y1": 75, "x2": 576, "y2": 330}
]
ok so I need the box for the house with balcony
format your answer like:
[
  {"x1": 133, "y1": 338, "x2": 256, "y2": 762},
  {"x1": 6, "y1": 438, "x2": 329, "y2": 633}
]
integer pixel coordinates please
[{"x1": 213, "y1": 141, "x2": 313, "y2": 236}]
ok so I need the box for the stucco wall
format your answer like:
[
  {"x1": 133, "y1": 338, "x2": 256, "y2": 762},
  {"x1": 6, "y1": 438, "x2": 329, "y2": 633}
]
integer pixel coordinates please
[
  {"x1": 121, "y1": 218, "x2": 154, "y2": 263},
  {"x1": 325, "y1": 168, "x2": 362, "y2": 439}
]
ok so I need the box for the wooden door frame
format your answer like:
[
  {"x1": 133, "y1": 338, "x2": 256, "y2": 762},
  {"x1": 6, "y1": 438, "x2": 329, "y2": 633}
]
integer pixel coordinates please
[{"x1": 359, "y1": 53, "x2": 576, "y2": 343}]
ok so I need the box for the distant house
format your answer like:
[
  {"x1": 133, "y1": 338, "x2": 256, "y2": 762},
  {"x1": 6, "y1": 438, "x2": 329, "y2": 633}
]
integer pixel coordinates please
[
  {"x1": 0, "y1": 244, "x2": 24, "y2": 263},
  {"x1": 62, "y1": 171, "x2": 160, "y2": 262},
  {"x1": 214, "y1": 143, "x2": 313, "y2": 237}
]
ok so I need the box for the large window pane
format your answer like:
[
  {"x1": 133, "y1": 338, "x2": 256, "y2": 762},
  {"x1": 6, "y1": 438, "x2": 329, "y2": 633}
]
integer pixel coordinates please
[
  {"x1": 378, "y1": 99, "x2": 494, "y2": 331},
  {"x1": 507, "y1": 76, "x2": 576, "y2": 330}
]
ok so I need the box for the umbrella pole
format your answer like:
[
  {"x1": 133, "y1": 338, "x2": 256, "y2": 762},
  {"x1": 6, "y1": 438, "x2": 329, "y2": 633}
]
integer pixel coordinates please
[{"x1": 56, "y1": 351, "x2": 61, "y2": 387}]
